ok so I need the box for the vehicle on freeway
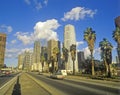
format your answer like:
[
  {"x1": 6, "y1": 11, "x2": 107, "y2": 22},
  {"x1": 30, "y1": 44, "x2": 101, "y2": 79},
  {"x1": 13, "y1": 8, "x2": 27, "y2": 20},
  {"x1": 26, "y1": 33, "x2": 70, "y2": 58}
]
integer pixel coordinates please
[
  {"x1": 50, "y1": 70, "x2": 67, "y2": 79},
  {"x1": 5, "y1": 70, "x2": 11, "y2": 76}
]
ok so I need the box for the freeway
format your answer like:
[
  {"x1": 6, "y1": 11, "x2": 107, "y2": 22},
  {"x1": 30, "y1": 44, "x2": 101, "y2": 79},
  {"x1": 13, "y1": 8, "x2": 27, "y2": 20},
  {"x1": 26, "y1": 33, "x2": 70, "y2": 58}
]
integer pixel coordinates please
[
  {"x1": 0, "y1": 73, "x2": 18, "y2": 87},
  {"x1": 28, "y1": 72, "x2": 120, "y2": 95}
]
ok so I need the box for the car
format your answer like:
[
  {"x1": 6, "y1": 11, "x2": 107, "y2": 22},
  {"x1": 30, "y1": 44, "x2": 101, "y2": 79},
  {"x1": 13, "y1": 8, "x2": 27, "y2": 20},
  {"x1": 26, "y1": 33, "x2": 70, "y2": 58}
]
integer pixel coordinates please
[
  {"x1": 50, "y1": 73, "x2": 65, "y2": 79},
  {"x1": 50, "y1": 70, "x2": 67, "y2": 79}
]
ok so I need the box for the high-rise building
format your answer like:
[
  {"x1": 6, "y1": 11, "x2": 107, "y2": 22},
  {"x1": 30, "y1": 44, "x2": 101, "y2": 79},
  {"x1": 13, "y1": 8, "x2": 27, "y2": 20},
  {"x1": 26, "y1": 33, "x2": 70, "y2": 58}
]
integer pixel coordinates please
[
  {"x1": 0, "y1": 33, "x2": 6, "y2": 67},
  {"x1": 47, "y1": 39, "x2": 60, "y2": 71},
  {"x1": 23, "y1": 51, "x2": 33, "y2": 71},
  {"x1": 64, "y1": 24, "x2": 78, "y2": 72},
  {"x1": 18, "y1": 53, "x2": 25, "y2": 70},
  {"x1": 77, "y1": 51, "x2": 85, "y2": 69},
  {"x1": 47, "y1": 39, "x2": 60, "y2": 60},
  {"x1": 32, "y1": 41, "x2": 42, "y2": 71},
  {"x1": 33, "y1": 41, "x2": 41, "y2": 63},
  {"x1": 41, "y1": 46, "x2": 48, "y2": 61}
]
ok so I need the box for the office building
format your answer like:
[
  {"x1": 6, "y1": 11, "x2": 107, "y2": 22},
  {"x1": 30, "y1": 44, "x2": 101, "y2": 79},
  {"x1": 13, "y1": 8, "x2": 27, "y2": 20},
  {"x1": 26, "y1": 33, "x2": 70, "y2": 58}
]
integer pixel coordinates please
[
  {"x1": 78, "y1": 51, "x2": 85, "y2": 69},
  {"x1": 33, "y1": 41, "x2": 41, "y2": 63},
  {"x1": 47, "y1": 39, "x2": 60, "y2": 71},
  {"x1": 18, "y1": 53, "x2": 25, "y2": 70},
  {"x1": 0, "y1": 33, "x2": 6, "y2": 67},
  {"x1": 64, "y1": 24, "x2": 78, "y2": 72}
]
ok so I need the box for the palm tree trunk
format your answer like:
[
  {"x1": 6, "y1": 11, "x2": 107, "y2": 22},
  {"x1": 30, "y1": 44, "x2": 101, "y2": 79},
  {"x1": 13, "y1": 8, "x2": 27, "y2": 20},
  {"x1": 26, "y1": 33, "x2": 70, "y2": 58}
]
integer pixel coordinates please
[
  {"x1": 117, "y1": 43, "x2": 120, "y2": 64},
  {"x1": 104, "y1": 60, "x2": 108, "y2": 76},
  {"x1": 52, "y1": 61, "x2": 54, "y2": 73},
  {"x1": 73, "y1": 60, "x2": 75, "y2": 75},
  {"x1": 108, "y1": 64, "x2": 111, "y2": 78},
  {"x1": 91, "y1": 52, "x2": 95, "y2": 76}
]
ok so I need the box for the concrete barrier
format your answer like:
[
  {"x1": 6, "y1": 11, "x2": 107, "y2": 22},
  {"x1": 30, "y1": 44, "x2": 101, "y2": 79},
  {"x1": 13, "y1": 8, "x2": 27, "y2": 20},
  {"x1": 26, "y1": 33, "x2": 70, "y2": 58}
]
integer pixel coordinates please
[{"x1": 0, "y1": 73, "x2": 21, "y2": 95}]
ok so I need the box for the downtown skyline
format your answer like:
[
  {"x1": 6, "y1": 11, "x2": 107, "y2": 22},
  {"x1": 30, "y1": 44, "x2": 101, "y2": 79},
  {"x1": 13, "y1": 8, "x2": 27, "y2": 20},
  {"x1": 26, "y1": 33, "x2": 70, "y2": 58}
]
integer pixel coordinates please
[{"x1": 0, "y1": 0, "x2": 119, "y2": 67}]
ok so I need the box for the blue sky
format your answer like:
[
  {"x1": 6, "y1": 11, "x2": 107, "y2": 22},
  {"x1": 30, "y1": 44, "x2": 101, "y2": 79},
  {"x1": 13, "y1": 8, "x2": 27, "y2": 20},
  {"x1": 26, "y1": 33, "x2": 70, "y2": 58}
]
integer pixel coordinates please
[{"x1": 0, "y1": 0, "x2": 119, "y2": 67}]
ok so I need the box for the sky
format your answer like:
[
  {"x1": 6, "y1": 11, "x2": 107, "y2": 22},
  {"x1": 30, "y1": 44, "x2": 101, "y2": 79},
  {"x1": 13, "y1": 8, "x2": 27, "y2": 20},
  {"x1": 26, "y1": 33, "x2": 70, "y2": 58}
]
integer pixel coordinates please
[{"x1": 0, "y1": 0, "x2": 119, "y2": 67}]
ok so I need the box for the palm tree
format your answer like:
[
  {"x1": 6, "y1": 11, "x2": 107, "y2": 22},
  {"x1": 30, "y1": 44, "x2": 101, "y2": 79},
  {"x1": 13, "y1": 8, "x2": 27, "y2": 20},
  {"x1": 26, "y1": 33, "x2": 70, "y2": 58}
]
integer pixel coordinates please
[
  {"x1": 84, "y1": 27, "x2": 96, "y2": 76},
  {"x1": 50, "y1": 56, "x2": 55, "y2": 73},
  {"x1": 70, "y1": 44, "x2": 76, "y2": 75},
  {"x1": 41, "y1": 56, "x2": 45, "y2": 72},
  {"x1": 113, "y1": 27, "x2": 120, "y2": 64},
  {"x1": 99, "y1": 38, "x2": 113, "y2": 77},
  {"x1": 53, "y1": 47, "x2": 60, "y2": 71},
  {"x1": 62, "y1": 46, "x2": 68, "y2": 70}
]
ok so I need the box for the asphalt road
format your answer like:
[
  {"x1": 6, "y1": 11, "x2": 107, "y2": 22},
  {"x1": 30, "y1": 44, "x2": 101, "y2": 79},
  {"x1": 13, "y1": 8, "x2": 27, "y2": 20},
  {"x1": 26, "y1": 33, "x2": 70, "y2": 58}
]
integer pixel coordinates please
[
  {"x1": 0, "y1": 73, "x2": 18, "y2": 87},
  {"x1": 28, "y1": 72, "x2": 120, "y2": 95}
]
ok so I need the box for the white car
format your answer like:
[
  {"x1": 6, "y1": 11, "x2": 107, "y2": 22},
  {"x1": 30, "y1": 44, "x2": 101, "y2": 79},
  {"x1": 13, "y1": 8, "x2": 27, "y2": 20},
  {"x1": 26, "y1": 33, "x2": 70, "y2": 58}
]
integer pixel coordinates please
[
  {"x1": 50, "y1": 69, "x2": 67, "y2": 79},
  {"x1": 50, "y1": 73, "x2": 64, "y2": 79}
]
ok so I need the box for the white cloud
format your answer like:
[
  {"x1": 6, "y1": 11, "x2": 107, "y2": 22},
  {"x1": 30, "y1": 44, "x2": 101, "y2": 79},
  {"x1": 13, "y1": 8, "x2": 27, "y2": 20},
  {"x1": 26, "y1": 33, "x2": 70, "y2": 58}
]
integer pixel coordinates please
[
  {"x1": 7, "y1": 26, "x2": 13, "y2": 32},
  {"x1": 35, "y1": 2, "x2": 42, "y2": 10},
  {"x1": 62, "y1": 7, "x2": 97, "y2": 21},
  {"x1": 24, "y1": 0, "x2": 31, "y2": 5},
  {"x1": 24, "y1": 0, "x2": 48, "y2": 10},
  {"x1": 76, "y1": 41, "x2": 84, "y2": 46},
  {"x1": 5, "y1": 48, "x2": 20, "y2": 58},
  {"x1": 44, "y1": 0, "x2": 48, "y2": 6},
  {"x1": 0, "y1": 25, "x2": 13, "y2": 33},
  {"x1": 5, "y1": 47, "x2": 33, "y2": 58},
  {"x1": 34, "y1": 19, "x2": 60, "y2": 41},
  {"x1": 18, "y1": 48, "x2": 33, "y2": 54},
  {"x1": 15, "y1": 32, "x2": 33, "y2": 45},
  {"x1": 15, "y1": 19, "x2": 60, "y2": 45},
  {"x1": 11, "y1": 40, "x2": 17, "y2": 44},
  {"x1": 83, "y1": 47, "x2": 91, "y2": 59}
]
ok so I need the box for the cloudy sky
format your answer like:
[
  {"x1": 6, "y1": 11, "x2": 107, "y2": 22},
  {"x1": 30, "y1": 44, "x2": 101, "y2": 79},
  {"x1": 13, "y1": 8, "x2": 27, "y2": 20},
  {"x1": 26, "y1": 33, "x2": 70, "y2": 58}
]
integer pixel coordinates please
[{"x1": 0, "y1": 0, "x2": 119, "y2": 67}]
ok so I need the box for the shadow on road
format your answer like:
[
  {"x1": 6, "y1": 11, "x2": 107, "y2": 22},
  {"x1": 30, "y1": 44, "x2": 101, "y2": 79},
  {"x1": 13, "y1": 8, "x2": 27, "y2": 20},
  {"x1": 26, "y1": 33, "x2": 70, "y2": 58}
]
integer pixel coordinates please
[{"x1": 12, "y1": 76, "x2": 21, "y2": 95}]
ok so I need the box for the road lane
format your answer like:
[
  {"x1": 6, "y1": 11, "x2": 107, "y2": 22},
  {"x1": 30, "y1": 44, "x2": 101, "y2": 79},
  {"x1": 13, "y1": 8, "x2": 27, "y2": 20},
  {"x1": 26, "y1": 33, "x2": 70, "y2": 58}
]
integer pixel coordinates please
[
  {"x1": 5, "y1": 73, "x2": 51, "y2": 95},
  {"x1": 28, "y1": 72, "x2": 120, "y2": 95},
  {"x1": 0, "y1": 73, "x2": 19, "y2": 87}
]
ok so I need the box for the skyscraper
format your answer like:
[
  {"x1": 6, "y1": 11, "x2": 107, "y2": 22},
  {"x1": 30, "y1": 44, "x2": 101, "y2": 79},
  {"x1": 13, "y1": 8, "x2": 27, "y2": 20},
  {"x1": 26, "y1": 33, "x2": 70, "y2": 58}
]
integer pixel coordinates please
[
  {"x1": 77, "y1": 51, "x2": 85, "y2": 69},
  {"x1": 64, "y1": 24, "x2": 78, "y2": 72},
  {"x1": 33, "y1": 41, "x2": 41, "y2": 63},
  {"x1": 47, "y1": 39, "x2": 60, "y2": 71},
  {"x1": 23, "y1": 51, "x2": 33, "y2": 71},
  {"x1": 33, "y1": 41, "x2": 41, "y2": 71},
  {"x1": 0, "y1": 33, "x2": 6, "y2": 67},
  {"x1": 18, "y1": 53, "x2": 25, "y2": 70}
]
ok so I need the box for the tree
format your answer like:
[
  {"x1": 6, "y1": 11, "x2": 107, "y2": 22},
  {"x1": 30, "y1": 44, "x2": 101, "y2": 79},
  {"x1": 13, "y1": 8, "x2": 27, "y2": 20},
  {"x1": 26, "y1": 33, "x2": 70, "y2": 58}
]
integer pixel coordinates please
[
  {"x1": 84, "y1": 27, "x2": 96, "y2": 76},
  {"x1": 113, "y1": 27, "x2": 120, "y2": 64},
  {"x1": 62, "y1": 46, "x2": 68, "y2": 70},
  {"x1": 50, "y1": 56, "x2": 55, "y2": 73},
  {"x1": 99, "y1": 38, "x2": 113, "y2": 77},
  {"x1": 53, "y1": 47, "x2": 60, "y2": 72},
  {"x1": 41, "y1": 56, "x2": 45, "y2": 72},
  {"x1": 70, "y1": 44, "x2": 76, "y2": 75}
]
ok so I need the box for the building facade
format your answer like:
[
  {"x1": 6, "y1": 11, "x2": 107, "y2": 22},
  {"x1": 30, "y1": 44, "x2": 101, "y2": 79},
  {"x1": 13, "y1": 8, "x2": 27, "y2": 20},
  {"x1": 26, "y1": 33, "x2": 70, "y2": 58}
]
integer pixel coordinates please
[
  {"x1": 18, "y1": 53, "x2": 25, "y2": 70},
  {"x1": 33, "y1": 41, "x2": 41, "y2": 63},
  {"x1": 23, "y1": 51, "x2": 33, "y2": 71},
  {"x1": 47, "y1": 39, "x2": 60, "y2": 71},
  {"x1": 64, "y1": 24, "x2": 78, "y2": 72},
  {"x1": 0, "y1": 33, "x2": 6, "y2": 67},
  {"x1": 77, "y1": 51, "x2": 85, "y2": 70}
]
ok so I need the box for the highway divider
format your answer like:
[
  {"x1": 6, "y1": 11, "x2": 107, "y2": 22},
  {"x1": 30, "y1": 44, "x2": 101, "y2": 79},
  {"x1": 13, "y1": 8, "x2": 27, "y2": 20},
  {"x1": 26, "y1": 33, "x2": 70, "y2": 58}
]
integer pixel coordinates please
[{"x1": 0, "y1": 73, "x2": 21, "y2": 95}]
